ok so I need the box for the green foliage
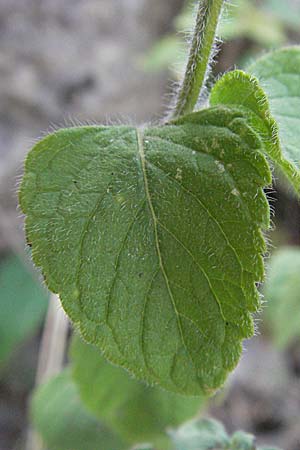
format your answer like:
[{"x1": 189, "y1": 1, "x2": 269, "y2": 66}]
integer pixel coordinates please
[
  {"x1": 142, "y1": 0, "x2": 294, "y2": 75},
  {"x1": 248, "y1": 47, "x2": 300, "y2": 189},
  {"x1": 219, "y1": 0, "x2": 286, "y2": 47},
  {"x1": 263, "y1": 0, "x2": 300, "y2": 31},
  {"x1": 169, "y1": 417, "x2": 228, "y2": 449},
  {"x1": 18, "y1": 1, "x2": 300, "y2": 447},
  {"x1": 19, "y1": 8, "x2": 300, "y2": 448},
  {"x1": 34, "y1": 366, "x2": 281, "y2": 450},
  {"x1": 31, "y1": 370, "x2": 125, "y2": 450},
  {"x1": 210, "y1": 68, "x2": 300, "y2": 194},
  {"x1": 0, "y1": 254, "x2": 48, "y2": 366},
  {"x1": 229, "y1": 431, "x2": 256, "y2": 450},
  {"x1": 229, "y1": 432, "x2": 280, "y2": 450},
  {"x1": 168, "y1": 417, "x2": 281, "y2": 450},
  {"x1": 70, "y1": 335, "x2": 204, "y2": 447},
  {"x1": 20, "y1": 106, "x2": 272, "y2": 395},
  {"x1": 264, "y1": 247, "x2": 300, "y2": 348},
  {"x1": 142, "y1": 36, "x2": 183, "y2": 73}
]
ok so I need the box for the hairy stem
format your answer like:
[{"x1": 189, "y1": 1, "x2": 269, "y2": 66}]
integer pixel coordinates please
[{"x1": 171, "y1": 0, "x2": 225, "y2": 119}]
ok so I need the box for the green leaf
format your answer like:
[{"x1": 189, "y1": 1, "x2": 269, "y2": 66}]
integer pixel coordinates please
[
  {"x1": 0, "y1": 254, "x2": 48, "y2": 366},
  {"x1": 70, "y1": 335, "x2": 203, "y2": 446},
  {"x1": 228, "y1": 430, "x2": 255, "y2": 449},
  {"x1": 248, "y1": 47, "x2": 300, "y2": 189},
  {"x1": 263, "y1": 0, "x2": 300, "y2": 30},
  {"x1": 210, "y1": 69, "x2": 300, "y2": 194},
  {"x1": 258, "y1": 448, "x2": 281, "y2": 450},
  {"x1": 258, "y1": 447, "x2": 281, "y2": 450},
  {"x1": 220, "y1": 0, "x2": 286, "y2": 48},
  {"x1": 31, "y1": 369, "x2": 125, "y2": 450},
  {"x1": 169, "y1": 417, "x2": 229, "y2": 450},
  {"x1": 142, "y1": 35, "x2": 185, "y2": 74},
  {"x1": 264, "y1": 247, "x2": 300, "y2": 348},
  {"x1": 19, "y1": 106, "x2": 271, "y2": 395},
  {"x1": 169, "y1": 418, "x2": 282, "y2": 450}
]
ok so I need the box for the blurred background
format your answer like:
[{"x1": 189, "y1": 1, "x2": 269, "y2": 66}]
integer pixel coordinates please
[{"x1": 0, "y1": 0, "x2": 300, "y2": 449}]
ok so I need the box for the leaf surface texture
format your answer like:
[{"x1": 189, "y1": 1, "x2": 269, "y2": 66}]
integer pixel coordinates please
[{"x1": 20, "y1": 107, "x2": 271, "y2": 394}]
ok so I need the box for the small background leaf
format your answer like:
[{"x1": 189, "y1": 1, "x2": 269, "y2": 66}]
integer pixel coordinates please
[
  {"x1": 264, "y1": 247, "x2": 300, "y2": 348},
  {"x1": 248, "y1": 47, "x2": 300, "y2": 187},
  {"x1": 228, "y1": 430, "x2": 255, "y2": 449},
  {"x1": 31, "y1": 369, "x2": 125, "y2": 450},
  {"x1": 0, "y1": 254, "x2": 48, "y2": 367},
  {"x1": 168, "y1": 418, "x2": 281, "y2": 450},
  {"x1": 258, "y1": 448, "x2": 281, "y2": 450},
  {"x1": 263, "y1": 0, "x2": 300, "y2": 30},
  {"x1": 210, "y1": 69, "x2": 300, "y2": 194},
  {"x1": 169, "y1": 417, "x2": 229, "y2": 450},
  {"x1": 220, "y1": 0, "x2": 285, "y2": 48}
]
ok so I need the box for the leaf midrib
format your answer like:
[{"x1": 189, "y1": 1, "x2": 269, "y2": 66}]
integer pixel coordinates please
[{"x1": 136, "y1": 128, "x2": 197, "y2": 373}]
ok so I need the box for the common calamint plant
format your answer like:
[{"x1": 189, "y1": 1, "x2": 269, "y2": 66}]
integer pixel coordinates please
[{"x1": 19, "y1": 0, "x2": 300, "y2": 400}]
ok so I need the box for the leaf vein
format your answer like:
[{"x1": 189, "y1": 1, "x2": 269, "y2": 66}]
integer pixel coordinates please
[
  {"x1": 137, "y1": 129, "x2": 198, "y2": 375},
  {"x1": 147, "y1": 159, "x2": 244, "y2": 279},
  {"x1": 157, "y1": 219, "x2": 226, "y2": 325}
]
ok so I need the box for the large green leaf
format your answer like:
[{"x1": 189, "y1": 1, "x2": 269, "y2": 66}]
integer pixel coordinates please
[
  {"x1": 248, "y1": 47, "x2": 300, "y2": 188},
  {"x1": 70, "y1": 335, "x2": 203, "y2": 446},
  {"x1": 264, "y1": 247, "x2": 300, "y2": 348},
  {"x1": 0, "y1": 254, "x2": 48, "y2": 366},
  {"x1": 31, "y1": 369, "x2": 125, "y2": 450},
  {"x1": 19, "y1": 107, "x2": 271, "y2": 395},
  {"x1": 210, "y1": 69, "x2": 300, "y2": 194}
]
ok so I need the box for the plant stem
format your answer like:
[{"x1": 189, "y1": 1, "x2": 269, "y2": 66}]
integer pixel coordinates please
[
  {"x1": 35, "y1": 294, "x2": 69, "y2": 385},
  {"x1": 171, "y1": 0, "x2": 225, "y2": 119}
]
